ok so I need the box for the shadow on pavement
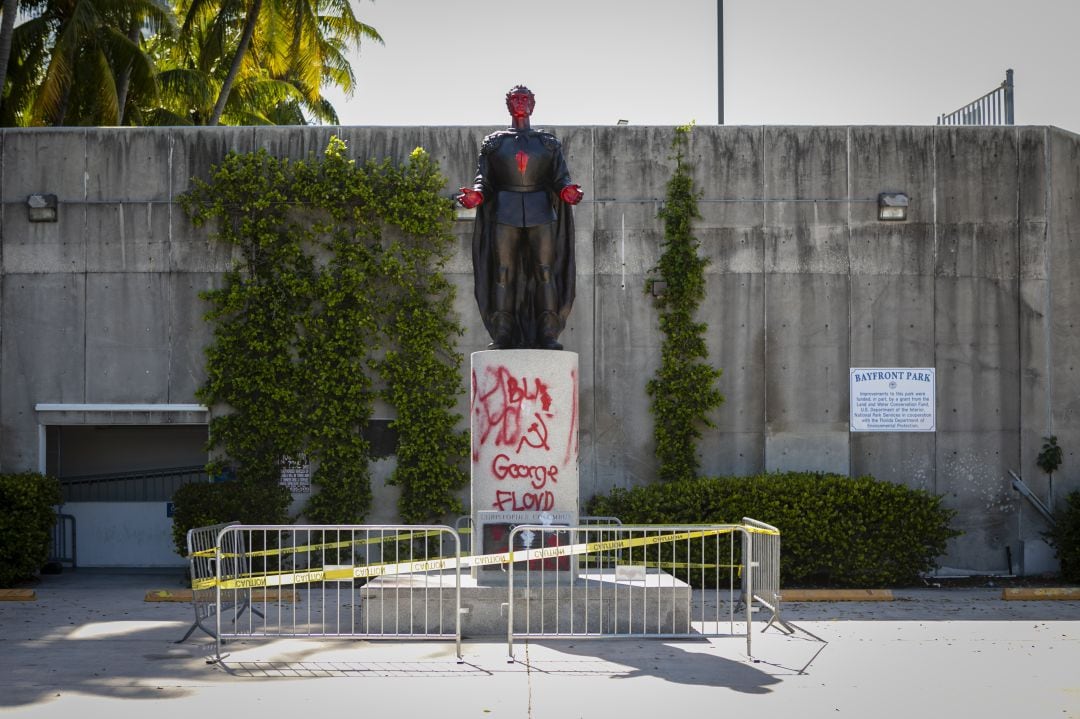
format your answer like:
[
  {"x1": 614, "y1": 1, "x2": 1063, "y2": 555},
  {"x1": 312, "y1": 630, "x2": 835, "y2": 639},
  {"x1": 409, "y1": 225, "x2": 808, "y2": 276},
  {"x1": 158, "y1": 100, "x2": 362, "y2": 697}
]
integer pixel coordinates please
[
  {"x1": 517, "y1": 639, "x2": 784, "y2": 693},
  {"x1": 0, "y1": 568, "x2": 206, "y2": 708}
]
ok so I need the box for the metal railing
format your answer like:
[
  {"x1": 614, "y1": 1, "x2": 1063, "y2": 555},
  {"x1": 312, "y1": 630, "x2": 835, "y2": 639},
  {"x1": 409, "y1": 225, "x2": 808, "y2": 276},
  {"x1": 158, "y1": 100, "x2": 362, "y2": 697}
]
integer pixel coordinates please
[
  {"x1": 454, "y1": 515, "x2": 473, "y2": 554},
  {"x1": 741, "y1": 518, "x2": 826, "y2": 666},
  {"x1": 192, "y1": 520, "x2": 789, "y2": 666},
  {"x1": 48, "y1": 513, "x2": 76, "y2": 568},
  {"x1": 208, "y1": 524, "x2": 462, "y2": 662},
  {"x1": 505, "y1": 523, "x2": 755, "y2": 660},
  {"x1": 937, "y1": 69, "x2": 1014, "y2": 126},
  {"x1": 177, "y1": 521, "x2": 261, "y2": 643},
  {"x1": 1009, "y1": 470, "x2": 1056, "y2": 525},
  {"x1": 742, "y1": 517, "x2": 783, "y2": 628},
  {"x1": 60, "y1": 465, "x2": 208, "y2": 502}
]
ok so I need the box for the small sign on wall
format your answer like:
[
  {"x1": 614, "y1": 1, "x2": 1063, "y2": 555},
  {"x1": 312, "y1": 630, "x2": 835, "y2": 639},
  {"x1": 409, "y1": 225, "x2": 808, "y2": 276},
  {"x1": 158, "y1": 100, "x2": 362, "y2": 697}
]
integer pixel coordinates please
[
  {"x1": 850, "y1": 368, "x2": 936, "y2": 432},
  {"x1": 279, "y1": 456, "x2": 312, "y2": 493}
]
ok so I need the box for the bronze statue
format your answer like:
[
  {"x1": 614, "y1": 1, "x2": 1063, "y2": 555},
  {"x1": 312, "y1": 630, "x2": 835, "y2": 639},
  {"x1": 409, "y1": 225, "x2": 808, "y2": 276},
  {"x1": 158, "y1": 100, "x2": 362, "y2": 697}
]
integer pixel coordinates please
[{"x1": 458, "y1": 85, "x2": 583, "y2": 350}]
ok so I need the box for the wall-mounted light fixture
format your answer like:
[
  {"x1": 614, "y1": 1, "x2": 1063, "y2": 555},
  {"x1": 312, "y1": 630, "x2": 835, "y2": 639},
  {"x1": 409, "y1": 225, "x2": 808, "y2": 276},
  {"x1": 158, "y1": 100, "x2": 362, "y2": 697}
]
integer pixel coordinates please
[
  {"x1": 878, "y1": 192, "x2": 909, "y2": 221},
  {"x1": 27, "y1": 193, "x2": 58, "y2": 222},
  {"x1": 650, "y1": 280, "x2": 667, "y2": 298},
  {"x1": 616, "y1": 119, "x2": 629, "y2": 126}
]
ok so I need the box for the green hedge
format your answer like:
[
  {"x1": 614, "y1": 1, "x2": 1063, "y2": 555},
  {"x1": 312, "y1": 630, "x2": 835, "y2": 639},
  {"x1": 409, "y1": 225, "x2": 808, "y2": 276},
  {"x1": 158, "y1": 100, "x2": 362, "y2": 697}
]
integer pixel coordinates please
[
  {"x1": 170, "y1": 480, "x2": 292, "y2": 557},
  {"x1": 0, "y1": 473, "x2": 62, "y2": 587},
  {"x1": 586, "y1": 472, "x2": 959, "y2": 587},
  {"x1": 1047, "y1": 490, "x2": 1080, "y2": 583}
]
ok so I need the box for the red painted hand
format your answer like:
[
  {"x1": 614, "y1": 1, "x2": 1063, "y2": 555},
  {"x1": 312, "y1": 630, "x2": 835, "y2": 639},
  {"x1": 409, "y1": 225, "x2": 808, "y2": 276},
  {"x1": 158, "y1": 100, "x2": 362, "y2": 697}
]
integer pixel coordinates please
[
  {"x1": 457, "y1": 187, "x2": 484, "y2": 209},
  {"x1": 559, "y1": 184, "x2": 583, "y2": 205}
]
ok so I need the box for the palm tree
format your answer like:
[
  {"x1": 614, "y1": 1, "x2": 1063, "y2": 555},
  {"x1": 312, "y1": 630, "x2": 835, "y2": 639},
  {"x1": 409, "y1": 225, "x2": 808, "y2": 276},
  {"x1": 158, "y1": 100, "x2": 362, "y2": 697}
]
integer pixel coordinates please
[
  {"x1": 3, "y1": 0, "x2": 377, "y2": 126},
  {"x1": 145, "y1": 8, "x2": 323, "y2": 125},
  {"x1": 3, "y1": 0, "x2": 173, "y2": 125},
  {"x1": 180, "y1": 0, "x2": 379, "y2": 126},
  {"x1": 0, "y1": 0, "x2": 20, "y2": 114},
  {"x1": 281, "y1": 0, "x2": 379, "y2": 111}
]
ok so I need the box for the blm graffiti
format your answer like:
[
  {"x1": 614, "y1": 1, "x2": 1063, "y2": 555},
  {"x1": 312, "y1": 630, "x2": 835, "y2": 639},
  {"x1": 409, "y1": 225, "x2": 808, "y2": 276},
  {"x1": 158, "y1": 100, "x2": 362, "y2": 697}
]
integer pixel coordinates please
[{"x1": 472, "y1": 362, "x2": 578, "y2": 515}]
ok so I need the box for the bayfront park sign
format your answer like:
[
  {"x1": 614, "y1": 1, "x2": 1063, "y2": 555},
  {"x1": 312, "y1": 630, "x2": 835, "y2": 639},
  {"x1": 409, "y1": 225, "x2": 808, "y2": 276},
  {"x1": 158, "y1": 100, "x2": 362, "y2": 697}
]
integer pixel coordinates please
[{"x1": 849, "y1": 368, "x2": 936, "y2": 432}]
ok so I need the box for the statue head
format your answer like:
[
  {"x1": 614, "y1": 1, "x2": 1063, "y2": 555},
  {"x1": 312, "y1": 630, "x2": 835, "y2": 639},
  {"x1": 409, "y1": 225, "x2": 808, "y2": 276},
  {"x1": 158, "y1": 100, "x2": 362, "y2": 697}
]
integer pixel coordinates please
[{"x1": 505, "y1": 85, "x2": 535, "y2": 119}]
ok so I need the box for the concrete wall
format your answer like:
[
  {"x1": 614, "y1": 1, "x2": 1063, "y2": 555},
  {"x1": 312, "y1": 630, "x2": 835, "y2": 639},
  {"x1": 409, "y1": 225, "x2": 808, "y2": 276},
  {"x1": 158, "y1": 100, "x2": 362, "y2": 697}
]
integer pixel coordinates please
[{"x1": 3, "y1": 124, "x2": 1078, "y2": 573}]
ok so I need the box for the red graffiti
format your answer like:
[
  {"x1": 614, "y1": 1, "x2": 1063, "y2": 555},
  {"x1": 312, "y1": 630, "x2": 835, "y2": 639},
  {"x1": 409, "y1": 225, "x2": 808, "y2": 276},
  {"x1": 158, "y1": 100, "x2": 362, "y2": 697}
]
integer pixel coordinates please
[
  {"x1": 564, "y1": 368, "x2": 578, "y2": 467},
  {"x1": 474, "y1": 366, "x2": 554, "y2": 453},
  {"x1": 482, "y1": 523, "x2": 568, "y2": 571},
  {"x1": 526, "y1": 531, "x2": 570, "y2": 571},
  {"x1": 493, "y1": 489, "x2": 554, "y2": 512},
  {"x1": 492, "y1": 453, "x2": 558, "y2": 489}
]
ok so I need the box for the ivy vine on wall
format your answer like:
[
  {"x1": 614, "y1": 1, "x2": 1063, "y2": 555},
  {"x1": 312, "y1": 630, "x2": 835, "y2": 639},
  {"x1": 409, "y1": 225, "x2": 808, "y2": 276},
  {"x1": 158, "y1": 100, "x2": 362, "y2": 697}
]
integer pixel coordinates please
[
  {"x1": 646, "y1": 124, "x2": 724, "y2": 482},
  {"x1": 183, "y1": 138, "x2": 469, "y2": 524}
]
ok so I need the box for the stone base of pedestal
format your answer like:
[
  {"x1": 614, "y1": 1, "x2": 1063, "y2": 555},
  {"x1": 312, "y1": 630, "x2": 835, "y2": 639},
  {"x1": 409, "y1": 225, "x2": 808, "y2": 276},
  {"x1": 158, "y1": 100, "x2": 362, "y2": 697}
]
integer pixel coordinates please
[{"x1": 362, "y1": 570, "x2": 692, "y2": 637}]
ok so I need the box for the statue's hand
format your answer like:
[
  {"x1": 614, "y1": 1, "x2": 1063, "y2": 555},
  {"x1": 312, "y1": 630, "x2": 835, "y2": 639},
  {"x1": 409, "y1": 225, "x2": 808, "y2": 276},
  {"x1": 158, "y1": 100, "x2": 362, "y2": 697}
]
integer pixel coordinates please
[
  {"x1": 559, "y1": 184, "x2": 584, "y2": 205},
  {"x1": 457, "y1": 187, "x2": 484, "y2": 209}
]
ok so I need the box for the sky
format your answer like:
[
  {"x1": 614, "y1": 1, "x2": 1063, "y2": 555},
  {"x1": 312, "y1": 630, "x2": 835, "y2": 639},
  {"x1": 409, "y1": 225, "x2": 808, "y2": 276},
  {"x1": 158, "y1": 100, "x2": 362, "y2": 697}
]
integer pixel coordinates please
[{"x1": 325, "y1": 0, "x2": 1080, "y2": 134}]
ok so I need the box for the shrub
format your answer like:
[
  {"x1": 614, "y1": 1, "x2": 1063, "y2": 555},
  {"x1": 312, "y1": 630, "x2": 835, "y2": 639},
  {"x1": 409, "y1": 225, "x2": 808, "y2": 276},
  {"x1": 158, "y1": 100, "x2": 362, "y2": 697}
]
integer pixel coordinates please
[
  {"x1": 186, "y1": 140, "x2": 467, "y2": 526},
  {"x1": 0, "y1": 473, "x2": 62, "y2": 587},
  {"x1": 1047, "y1": 490, "x2": 1080, "y2": 583},
  {"x1": 586, "y1": 472, "x2": 960, "y2": 587},
  {"x1": 170, "y1": 479, "x2": 292, "y2": 557},
  {"x1": 646, "y1": 124, "x2": 724, "y2": 482}
]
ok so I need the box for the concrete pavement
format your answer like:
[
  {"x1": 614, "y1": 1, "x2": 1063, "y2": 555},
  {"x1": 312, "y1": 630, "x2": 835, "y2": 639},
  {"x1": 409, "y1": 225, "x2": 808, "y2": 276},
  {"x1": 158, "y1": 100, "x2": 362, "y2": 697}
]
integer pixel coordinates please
[{"x1": 1, "y1": 569, "x2": 1077, "y2": 718}]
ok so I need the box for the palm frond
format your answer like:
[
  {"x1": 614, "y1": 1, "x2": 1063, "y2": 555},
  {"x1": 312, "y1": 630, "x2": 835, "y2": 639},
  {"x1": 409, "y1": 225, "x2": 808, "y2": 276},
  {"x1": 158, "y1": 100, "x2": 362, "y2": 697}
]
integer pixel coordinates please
[
  {"x1": 90, "y1": 45, "x2": 120, "y2": 123},
  {"x1": 142, "y1": 105, "x2": 195, "y2": 125}
]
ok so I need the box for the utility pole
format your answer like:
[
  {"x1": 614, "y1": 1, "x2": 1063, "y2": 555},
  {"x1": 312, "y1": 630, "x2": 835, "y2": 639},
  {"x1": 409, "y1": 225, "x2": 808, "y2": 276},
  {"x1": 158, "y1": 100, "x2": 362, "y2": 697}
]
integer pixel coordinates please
[{"x1": 717, "y1": 1, "x2": 725, "y2": 124}]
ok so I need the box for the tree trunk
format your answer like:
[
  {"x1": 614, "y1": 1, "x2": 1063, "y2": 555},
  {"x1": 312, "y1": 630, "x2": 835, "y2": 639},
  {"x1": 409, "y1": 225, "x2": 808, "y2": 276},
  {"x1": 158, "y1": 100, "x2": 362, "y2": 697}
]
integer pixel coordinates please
[
  {"x1": 0, "y1": 0, "x2": 19, "y2": 113},
  {"x1": 114, "y1": 21, "x2": 141, "y2": 125},
  {"x1": 208, "y1": 0, "x2": 261, "y2": 126}
]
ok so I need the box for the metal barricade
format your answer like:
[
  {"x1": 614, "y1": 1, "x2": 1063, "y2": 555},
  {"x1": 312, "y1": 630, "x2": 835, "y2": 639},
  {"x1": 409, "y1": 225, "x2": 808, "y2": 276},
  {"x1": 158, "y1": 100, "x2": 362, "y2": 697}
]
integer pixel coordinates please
[
  {"x1": 742, "y1": 517, "x2": 785, "y2": 631},
  {"x1": 454, "y1": 515, "x2": 473, "y2": 554},
  {"x1": 506, "y1": 523, "x2": 754, "y2": 661},
  {"x1": 579, "y1": 516, "x2": 622, "y2": 526},
  {"x1": 741, "y1": 518, "x2": 827, "y2": 666},
  {"x1": 48, "y1": 513, "x2": 76, "y2": 568},
  {"x1": 177, "y1": 520, "x2": 261, "y2": 643},
  {"x1": 210, "y1": 524, "x2": 461, "y2": 662}
]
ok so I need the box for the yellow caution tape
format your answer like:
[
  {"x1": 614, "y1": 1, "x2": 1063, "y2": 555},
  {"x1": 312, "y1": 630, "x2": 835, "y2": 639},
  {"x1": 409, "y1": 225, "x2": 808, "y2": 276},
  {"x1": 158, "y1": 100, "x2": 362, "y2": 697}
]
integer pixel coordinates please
[
  {"x1": 580, "y1": 557, "x2": 744, "y2": 573},
  {"x1": 193, "y1": 526, "x2": 760, "y2": 591},
  {"x1": 191, "y1": 528, "x2": 447, "y2": 560}
]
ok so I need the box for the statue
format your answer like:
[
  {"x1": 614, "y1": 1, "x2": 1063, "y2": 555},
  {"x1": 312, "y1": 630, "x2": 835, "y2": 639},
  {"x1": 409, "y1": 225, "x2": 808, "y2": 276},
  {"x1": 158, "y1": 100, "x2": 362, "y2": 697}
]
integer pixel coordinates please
[{"x1": 458, "y1": 85, "x2": 583, "y2": 350}]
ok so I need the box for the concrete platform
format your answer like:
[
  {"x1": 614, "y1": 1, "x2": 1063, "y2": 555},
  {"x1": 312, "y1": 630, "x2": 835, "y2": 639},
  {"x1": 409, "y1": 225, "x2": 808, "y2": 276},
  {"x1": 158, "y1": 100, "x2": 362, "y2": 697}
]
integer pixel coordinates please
[{"x1": 362, "y1": 568, "x2": 692, "y2": 636}]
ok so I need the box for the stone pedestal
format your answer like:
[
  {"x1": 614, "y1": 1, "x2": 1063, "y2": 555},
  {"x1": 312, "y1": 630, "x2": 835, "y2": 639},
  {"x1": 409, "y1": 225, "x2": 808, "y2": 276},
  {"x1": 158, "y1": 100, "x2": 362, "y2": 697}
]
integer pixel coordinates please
[{"x1": 470, "y1": 350, "x2": 579, "y2": 561}]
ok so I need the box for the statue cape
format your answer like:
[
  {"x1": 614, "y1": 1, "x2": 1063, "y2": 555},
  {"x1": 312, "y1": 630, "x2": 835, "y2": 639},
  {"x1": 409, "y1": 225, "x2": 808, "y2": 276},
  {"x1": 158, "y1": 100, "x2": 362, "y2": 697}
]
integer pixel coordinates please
[{"x1": 471, "y1": 196, "x2": 575, "y2": 349}]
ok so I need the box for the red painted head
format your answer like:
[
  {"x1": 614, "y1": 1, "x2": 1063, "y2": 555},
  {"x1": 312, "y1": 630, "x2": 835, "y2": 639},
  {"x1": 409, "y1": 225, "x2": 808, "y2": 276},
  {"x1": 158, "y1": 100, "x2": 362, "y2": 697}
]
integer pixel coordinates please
[{"x1": 506, "y1": 85, "x2": 535, "y2": 119}]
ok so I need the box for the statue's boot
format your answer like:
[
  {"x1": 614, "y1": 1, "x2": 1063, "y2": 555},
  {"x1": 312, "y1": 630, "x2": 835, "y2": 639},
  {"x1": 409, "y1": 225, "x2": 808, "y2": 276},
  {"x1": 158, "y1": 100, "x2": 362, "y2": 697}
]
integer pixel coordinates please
[
  {"x1": 538, "y1": 313, "x2": 563, "y2": 350},
  {"x1": 537, "y1": 274, "x2": 563, "y2": 350},
  {"x1": 488, "y1": 284, "x2": 514, "y2": 350}
]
